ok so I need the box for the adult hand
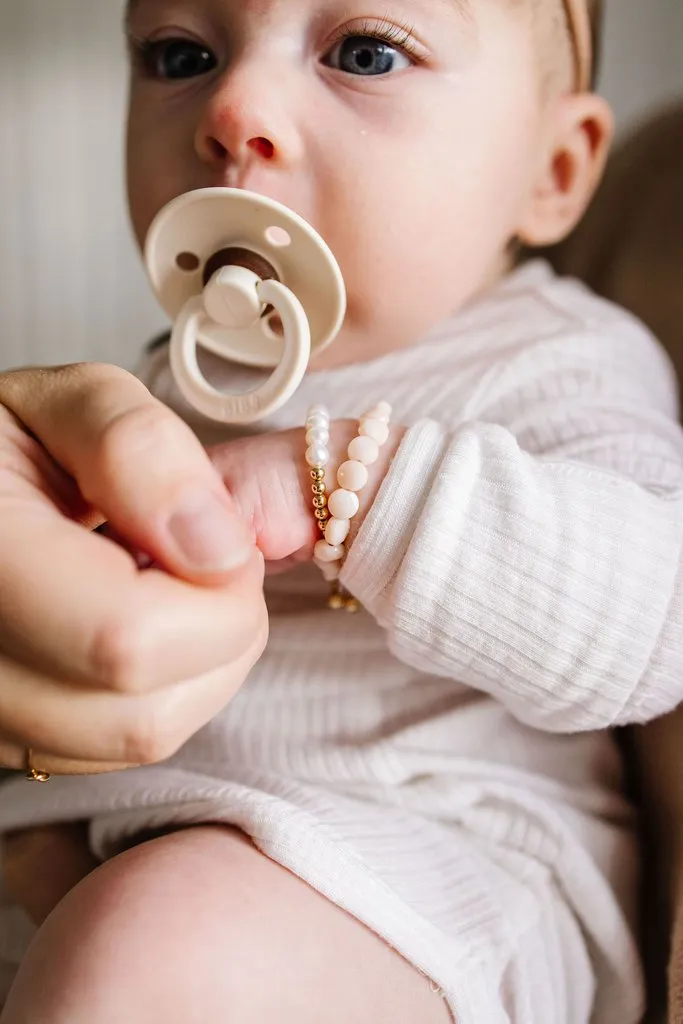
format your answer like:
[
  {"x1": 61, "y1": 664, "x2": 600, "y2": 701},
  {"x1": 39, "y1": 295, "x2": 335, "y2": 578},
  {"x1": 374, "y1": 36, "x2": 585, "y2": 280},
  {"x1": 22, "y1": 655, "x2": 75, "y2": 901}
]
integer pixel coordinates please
[{"x1": 0, "y1": 363, "x2": 267, "y2": 776}]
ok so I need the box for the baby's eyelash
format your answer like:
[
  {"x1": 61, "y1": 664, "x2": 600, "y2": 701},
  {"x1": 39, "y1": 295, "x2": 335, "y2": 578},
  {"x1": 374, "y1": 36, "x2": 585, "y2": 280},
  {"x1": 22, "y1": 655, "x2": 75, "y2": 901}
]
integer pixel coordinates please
[
  {"x1": 336, "y1": 19, "x2": 427, "y2": 63},
  {"x1": 126, "y1": 33, "x2": 155, "y2": 69}
]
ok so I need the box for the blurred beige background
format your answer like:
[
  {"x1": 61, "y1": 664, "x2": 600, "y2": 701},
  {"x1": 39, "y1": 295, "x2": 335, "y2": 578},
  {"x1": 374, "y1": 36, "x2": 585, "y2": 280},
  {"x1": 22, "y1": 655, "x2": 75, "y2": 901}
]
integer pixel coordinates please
[{"x1": 0, "y1": 0, "x2": 682, "y2": 371}]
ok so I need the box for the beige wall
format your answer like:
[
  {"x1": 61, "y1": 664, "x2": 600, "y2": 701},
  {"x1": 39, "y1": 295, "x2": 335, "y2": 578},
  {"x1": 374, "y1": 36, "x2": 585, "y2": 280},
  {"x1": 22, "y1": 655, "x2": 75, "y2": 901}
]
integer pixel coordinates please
[{"x1": 1, "y1": 0, "x2": 682, "y2": 371}]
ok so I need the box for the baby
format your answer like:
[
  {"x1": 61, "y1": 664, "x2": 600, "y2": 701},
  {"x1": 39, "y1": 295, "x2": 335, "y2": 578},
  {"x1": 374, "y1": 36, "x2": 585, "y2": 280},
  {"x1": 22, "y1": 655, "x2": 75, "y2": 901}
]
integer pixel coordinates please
[{"x1": 0, "y1": 0, "x2": 682, "y2": 1021}]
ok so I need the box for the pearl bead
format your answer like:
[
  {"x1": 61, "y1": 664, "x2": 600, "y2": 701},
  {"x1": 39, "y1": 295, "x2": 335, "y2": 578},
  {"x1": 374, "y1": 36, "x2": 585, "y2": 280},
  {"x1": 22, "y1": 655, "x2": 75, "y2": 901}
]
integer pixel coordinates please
[
  {"x1": 364, "y1": 402, "x2": 392, "y2": 423},
  {"x1": 328, "y1": 489, "x2": 359, "y2": 520},
  {"x1": 306, "y1": 412, "x2": 329, "y2": 430},
  {"x1": 309, "y1": 403, "x2": 328, "y2": 415},
  {"x1": 306, "y1": 444, "x2": 330, "y2": 468},
  {"x1": 306, "y1": 427, "x2": 329, "y2": 447},
  {"x1": 359, "y1": 418, "x2": 390, "y2": 446},
  {"x1": 348, "y1": 435, "x2": 379, "y2": 466},
  {"x1": 314, "y1": 540, "x2": 345, "y2": 563},
  {"x1": 337, "y1": 460, "x2": 369, "y2": 493},
  {"x1": 325, "y1": 518, "x2": 351, "y2": 546}
]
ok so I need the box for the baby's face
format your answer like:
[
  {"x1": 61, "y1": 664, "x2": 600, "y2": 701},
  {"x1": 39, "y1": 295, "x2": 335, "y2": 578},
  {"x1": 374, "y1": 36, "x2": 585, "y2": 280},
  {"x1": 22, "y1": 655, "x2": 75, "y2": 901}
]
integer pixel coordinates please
[{"x1": 126, "y1": 0, "x2": 550, "y2": 368}]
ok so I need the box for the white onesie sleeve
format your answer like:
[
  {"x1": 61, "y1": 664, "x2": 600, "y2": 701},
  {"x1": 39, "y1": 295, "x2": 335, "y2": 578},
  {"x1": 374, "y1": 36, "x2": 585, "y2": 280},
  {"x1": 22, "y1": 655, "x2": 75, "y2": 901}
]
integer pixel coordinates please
[{"x1": 341, "y1": 325, "x2": 683, "y2": 734}]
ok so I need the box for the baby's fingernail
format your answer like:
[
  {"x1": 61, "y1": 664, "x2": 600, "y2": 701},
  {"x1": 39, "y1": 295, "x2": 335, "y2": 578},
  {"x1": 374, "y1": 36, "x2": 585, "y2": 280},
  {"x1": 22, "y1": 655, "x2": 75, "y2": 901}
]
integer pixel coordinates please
[{"x1": 166, "y1": 491, "x2": 252, "y2": 572}]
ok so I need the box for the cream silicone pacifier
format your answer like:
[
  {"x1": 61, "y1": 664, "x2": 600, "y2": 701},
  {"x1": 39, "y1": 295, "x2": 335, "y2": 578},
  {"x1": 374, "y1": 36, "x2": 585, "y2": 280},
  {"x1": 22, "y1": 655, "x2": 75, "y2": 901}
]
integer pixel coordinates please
[{"x1": 144, "y1": 188, "x2": 346, "y2": 424}]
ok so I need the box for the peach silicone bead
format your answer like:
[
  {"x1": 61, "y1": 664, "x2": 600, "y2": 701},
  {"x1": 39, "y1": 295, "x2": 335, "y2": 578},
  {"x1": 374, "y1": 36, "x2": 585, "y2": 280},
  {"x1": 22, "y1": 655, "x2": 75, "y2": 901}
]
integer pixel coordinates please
[
  {"x1": 365, "y1": 402, "x2": 392, "y2": 423},
  {"x1": 318, "y1": 560, "x2": 341, "y2": 582},
  {"x1": 328, "y1": 489, "x2": 360, "y2": 520},
  {"x1": 314, "y1": 540, "x2": 345, "y2": 563},
  {"x1": 325, "y1": 518, "x2": 351, "y2": 546},
  {"x1": 347, "y1": 435, "x2": 380, "y2": 466},
  {"x1": 337, "y1": 460, "x2": 369, "y2": 493},
  {"x1": 359, "y1": 418, "x2": 390, "y2": 446}
]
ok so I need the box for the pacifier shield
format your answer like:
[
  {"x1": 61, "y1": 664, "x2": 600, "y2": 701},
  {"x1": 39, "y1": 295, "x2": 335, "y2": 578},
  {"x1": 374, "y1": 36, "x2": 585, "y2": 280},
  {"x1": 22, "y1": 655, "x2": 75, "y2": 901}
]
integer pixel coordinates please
[{"x1": 144, "y1": 188, "x2": 346, "y2": 369}]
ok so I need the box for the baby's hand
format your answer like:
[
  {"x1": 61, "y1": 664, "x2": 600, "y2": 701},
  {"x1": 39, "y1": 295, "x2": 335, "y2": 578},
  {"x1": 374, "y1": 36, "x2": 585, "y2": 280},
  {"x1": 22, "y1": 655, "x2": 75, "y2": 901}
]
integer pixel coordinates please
[{"x1": 208, "y1": 420, "x2": 402, "y2": 574}]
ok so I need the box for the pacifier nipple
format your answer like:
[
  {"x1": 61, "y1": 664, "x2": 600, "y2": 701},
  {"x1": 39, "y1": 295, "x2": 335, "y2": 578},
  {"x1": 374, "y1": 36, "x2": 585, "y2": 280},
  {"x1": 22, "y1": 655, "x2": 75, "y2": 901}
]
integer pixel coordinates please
[
  {"x1": 203, "y1": 266, "x2": 262, "y2": 329},
  {"x1": 144, "y1": 188, "x2": 346, "y2": 425}
]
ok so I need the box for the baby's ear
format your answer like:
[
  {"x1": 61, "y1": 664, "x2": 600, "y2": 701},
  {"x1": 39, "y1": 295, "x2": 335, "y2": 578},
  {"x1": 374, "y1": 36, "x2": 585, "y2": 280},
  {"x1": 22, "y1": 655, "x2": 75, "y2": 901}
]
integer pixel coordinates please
[{"x1": 517, "y1": 93, "x2": 614, "y2": 248}]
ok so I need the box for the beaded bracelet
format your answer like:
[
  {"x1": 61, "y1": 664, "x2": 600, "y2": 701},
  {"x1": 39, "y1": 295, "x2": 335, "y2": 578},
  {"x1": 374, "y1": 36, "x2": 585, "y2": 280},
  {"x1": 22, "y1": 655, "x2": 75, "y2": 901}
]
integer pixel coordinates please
[
  {"x1": 305, "y1": 404, "x2": 333, "y2": 537},
  {"x1": 305, "y1": 403, "x2": 392, "y2": 611}
]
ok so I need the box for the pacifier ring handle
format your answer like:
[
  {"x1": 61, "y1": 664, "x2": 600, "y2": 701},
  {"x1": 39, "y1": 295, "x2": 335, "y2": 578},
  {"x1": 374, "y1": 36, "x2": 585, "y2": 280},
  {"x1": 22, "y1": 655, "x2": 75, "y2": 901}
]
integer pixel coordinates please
[
  {"x1": 145, "y1": 188, "x2": 347, "y2": 415},
  {"x1": 170, "y1": 279, "x2": 312, "y2": 425}
]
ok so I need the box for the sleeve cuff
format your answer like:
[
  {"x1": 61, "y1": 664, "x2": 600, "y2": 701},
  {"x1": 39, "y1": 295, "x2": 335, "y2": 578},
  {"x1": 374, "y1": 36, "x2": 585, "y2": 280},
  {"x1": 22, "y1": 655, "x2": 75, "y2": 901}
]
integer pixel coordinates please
[{"x1": 341, "y1": 419, "x2": 447, "y2": 616}]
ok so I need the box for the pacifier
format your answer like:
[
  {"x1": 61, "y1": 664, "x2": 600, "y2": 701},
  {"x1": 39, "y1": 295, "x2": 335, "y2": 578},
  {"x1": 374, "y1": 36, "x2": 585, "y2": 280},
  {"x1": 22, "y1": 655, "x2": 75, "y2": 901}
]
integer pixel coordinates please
[{"x1": 144, "y1": 188, "x2": 346, "y2": 424}]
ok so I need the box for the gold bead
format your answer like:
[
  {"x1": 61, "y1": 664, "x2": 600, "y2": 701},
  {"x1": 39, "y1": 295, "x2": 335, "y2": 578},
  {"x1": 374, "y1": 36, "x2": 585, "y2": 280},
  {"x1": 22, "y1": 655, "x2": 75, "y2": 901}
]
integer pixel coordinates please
[
  {"x1": 310, "y1": 468, "x2": 325, "y2": 482},
  {"x1": 318, "y1": 520, "x2": 328, "y2": 533},
  {"x1": 313, "y1": 495, "x2": 327, "y2": 510},
  {"x1": 345, "y1": 598, "x2": 361, "y2": 615},
  {"x1": 312, "y1": 482, "x2": 326, "y2": 496},
  {"x1": 315, "y1": 508, "x2": 330, "y2": 522},
  {"x1": 328, "y1": 593, "x2": 345, "y2": 611}
]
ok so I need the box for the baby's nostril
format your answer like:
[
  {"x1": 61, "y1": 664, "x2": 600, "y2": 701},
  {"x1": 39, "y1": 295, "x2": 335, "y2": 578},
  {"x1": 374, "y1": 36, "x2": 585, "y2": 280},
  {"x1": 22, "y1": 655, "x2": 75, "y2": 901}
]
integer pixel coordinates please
[
  {"x1": 249, "y1": 137, "x2": 275, "y2": 160},
  {"x1": 208, "y1": 137, "x2": 228, "y2": 161}
]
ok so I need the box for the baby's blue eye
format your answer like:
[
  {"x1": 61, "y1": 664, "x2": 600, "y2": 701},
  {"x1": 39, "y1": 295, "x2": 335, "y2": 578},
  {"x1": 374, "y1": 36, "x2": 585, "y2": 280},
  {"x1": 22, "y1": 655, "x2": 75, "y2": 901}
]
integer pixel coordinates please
[
  {"x1": 141, "y1": 39, "x2": 217, "y2": 80},
  {"x1": 325, "y1": 36, "x2": 412, "y2": 77}
]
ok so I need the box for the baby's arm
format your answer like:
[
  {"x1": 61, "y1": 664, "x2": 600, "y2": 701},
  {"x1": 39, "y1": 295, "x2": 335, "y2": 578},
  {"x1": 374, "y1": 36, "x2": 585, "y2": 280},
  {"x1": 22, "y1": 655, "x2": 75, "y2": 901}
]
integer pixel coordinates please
[{"x1": 341, "y1": 328, "x2": 683, "y2": 734}]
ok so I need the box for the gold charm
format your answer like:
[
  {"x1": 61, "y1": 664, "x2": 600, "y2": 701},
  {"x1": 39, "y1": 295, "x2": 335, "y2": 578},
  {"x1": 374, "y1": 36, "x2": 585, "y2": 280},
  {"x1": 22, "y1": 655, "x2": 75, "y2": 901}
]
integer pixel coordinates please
[{"x1": 25, "y1": 749, "x2": 51, "y2": 783}]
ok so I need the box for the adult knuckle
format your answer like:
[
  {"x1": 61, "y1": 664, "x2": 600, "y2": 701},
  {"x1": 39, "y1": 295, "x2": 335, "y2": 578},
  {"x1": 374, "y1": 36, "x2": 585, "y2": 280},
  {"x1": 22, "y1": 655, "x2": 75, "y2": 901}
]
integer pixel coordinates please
[
  {"x1": 122, "y1": 705, "x2": 184, "y2": 766},
  {"x1": 252, "y1": 601, "x2": 270, "y2": 657},
  {"x1": 89, "y1": 613, "x2": 152, "y2": 693},
  {"x1": 94, "y1": 403, "x2": 177, "y2": 475}
]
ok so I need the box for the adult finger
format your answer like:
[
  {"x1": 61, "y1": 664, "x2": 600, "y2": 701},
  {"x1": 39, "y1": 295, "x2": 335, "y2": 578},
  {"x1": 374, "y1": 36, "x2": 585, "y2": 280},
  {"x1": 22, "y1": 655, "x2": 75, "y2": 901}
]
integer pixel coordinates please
[
  {"x1": 0, "y1": 612, "x2": 268, "y2": 765},
  {"x1": 0, "y1": 518, "x2": 266, "y2": 691},
  {"x1": 0, "y1": 740, "x2": 134, "y2": 777},
  {"x1": 0, "y1": 364, "x2": 254, "y2": 582}
]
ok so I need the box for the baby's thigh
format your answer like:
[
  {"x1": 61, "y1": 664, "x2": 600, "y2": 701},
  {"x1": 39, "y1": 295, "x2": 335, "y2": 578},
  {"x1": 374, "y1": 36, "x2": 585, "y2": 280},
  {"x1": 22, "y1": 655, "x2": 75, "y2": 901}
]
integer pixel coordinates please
[{"x1": 0, "y1": 826, "x2": 450, "y2": 1024}]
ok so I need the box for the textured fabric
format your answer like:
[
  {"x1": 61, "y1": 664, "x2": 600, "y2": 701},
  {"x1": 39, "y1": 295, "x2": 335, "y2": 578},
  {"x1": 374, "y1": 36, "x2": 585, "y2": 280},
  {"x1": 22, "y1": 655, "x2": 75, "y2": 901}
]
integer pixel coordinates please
[{"x1": 2, "y1": 261, "x2": 683, "y2": 1021}]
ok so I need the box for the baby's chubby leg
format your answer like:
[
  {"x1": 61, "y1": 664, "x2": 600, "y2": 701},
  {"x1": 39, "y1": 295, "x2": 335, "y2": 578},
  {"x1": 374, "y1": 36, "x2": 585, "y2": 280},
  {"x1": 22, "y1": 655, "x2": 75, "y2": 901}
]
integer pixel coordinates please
[{"x1": 1, "y1": 826, "x2": 451, "y2": 1024}]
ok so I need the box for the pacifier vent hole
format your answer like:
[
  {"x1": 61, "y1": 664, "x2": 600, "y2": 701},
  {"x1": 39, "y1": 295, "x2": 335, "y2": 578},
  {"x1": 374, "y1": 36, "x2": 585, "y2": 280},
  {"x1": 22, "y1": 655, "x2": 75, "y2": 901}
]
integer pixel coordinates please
[
  {"x1": 265, "y1": 226, "x2": 291, "y2": 249},
  {"x1": 176, "y1": 252, "x2": 201, "y2": 272},
  {"x1": 268, "y1": 315, "x2": 284, "y2": 338}
]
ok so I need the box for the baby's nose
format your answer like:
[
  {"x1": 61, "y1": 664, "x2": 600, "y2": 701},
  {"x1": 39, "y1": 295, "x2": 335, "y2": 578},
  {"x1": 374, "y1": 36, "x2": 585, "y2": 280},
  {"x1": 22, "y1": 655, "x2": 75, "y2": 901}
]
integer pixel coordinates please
[{"x1": 194, "y1": 61, "x2": 302, "y2": 177}]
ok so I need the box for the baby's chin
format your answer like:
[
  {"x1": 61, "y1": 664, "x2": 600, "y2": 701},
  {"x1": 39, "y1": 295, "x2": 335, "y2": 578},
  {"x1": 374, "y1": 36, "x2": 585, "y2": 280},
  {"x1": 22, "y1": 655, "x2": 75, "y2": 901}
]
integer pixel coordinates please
[
  {"x1": 317, "y1": 250, "x2": 515, "y2": 372},
  {"x1": 307, "y1": 289, "x2": 466, "y2": 372},
  {"x1": 307, "y1": 322, "x2": 403, "y2": 373}
]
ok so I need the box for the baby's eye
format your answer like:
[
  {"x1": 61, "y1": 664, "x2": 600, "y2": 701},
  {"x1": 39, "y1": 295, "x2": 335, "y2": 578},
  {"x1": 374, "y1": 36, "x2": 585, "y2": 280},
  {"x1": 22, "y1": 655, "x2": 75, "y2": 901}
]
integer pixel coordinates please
[
  {"x1": 324, "y1": 35, "x2": 413, "y2": 77},
  {"x1": 139, "y1": 38, "x2": 218, "y2": 80}
]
